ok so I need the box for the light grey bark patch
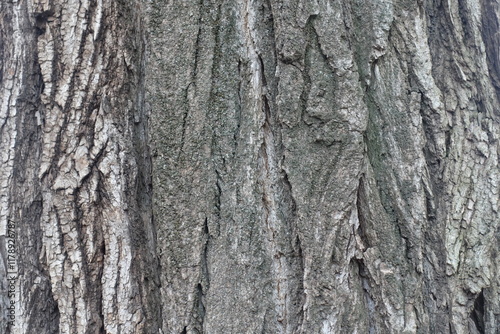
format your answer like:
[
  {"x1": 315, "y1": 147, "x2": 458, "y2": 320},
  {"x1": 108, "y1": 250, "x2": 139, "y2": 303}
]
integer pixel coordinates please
[{"x1": 2, "y1": 0, "x2": 160, "y2": 333}]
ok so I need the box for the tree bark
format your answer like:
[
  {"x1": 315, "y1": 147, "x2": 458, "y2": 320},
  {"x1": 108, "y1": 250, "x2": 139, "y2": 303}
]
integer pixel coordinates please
[
  {"x1": 1, "y1": 1, "x2": 160, "y2": 333},
  {"x1": 148, "y1": 0, "x2": 500, "y2": 333},
  {"x1": 1, "y1": 0, "x2": 500, "y2": 333}
]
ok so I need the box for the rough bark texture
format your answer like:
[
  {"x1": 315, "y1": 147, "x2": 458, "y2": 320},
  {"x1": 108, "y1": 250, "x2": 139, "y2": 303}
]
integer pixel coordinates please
[
  {"x1": 148, "y1": 0, "x2": 500, "y2": 333},
  {"x1": 1, "y1": 0, "x2": 500, "y2": 333},
  {"x1": 0, "y1": 1, "x2": 160, "y2": 333}
]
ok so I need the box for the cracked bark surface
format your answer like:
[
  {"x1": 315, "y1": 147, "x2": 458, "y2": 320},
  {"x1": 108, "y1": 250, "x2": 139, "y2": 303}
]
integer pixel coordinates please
[
  {"x1": 1, "y1": 0, "x2": 160, "y2": 333},
  {"x1": 148, "y1": 0, "x2": 500, "y2": 333},
  {"x1": 1, "y1": 0, "x2": 499, "y2": 333}
]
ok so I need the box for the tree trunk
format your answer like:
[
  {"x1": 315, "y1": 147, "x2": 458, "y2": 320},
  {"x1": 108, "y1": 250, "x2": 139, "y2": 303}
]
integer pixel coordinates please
[
  {"x1": 2, "y1": 0, "x2": 500, "y2": 333},
  {"x1": 0, "y1": 1, "x2": 160, "y2": 333}
]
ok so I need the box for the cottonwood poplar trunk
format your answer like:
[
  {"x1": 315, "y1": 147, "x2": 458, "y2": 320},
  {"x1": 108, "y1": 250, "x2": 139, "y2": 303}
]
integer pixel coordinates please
[{"x1": 1, "y1": 0, "x2": 499, "y2": 333}]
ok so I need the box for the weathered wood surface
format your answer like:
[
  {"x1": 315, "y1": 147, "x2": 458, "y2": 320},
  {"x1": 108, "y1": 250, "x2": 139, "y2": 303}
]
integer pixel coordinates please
[
  {"x1": 1, "y1": 0, "x2": 499, "y2": 333},
  {"x1": 1, "y1": 1, "x2": 159, "y2": 333}
]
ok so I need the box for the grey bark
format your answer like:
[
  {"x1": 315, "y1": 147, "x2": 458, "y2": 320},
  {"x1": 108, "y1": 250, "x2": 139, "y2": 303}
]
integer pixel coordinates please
[
  {"x1": 1, "y1": 0, "x2": 500, "y2": 333},
  {"x1": 0, "y1": 0, "x2": 160, "y2": 333},
  {"x1": 148, "y1": 0, "x2": 500, "y2": 333}
]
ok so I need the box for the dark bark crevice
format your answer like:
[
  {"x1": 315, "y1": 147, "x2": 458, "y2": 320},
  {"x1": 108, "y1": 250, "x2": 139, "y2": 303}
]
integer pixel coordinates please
[
  {"x1": 355, "y1": 258, "x2": 376, "y2": 334},
  {"x1": 470, "y1": 290, "x2": 485, "y2": 334},
  {"x1": 480, "y1": 0, "x2": 500, "y2": 107}
]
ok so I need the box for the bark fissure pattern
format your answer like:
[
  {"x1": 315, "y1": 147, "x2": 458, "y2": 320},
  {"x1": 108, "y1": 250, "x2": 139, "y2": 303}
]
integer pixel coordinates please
[{"x1": 1, "y1": 0, "x2": 499, "y2": 333}]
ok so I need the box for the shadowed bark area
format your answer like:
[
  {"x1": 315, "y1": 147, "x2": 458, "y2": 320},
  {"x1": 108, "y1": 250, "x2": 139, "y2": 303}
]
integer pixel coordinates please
[{"x1": 0, "y1": 0, "x2": 499, "y2": 333}]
